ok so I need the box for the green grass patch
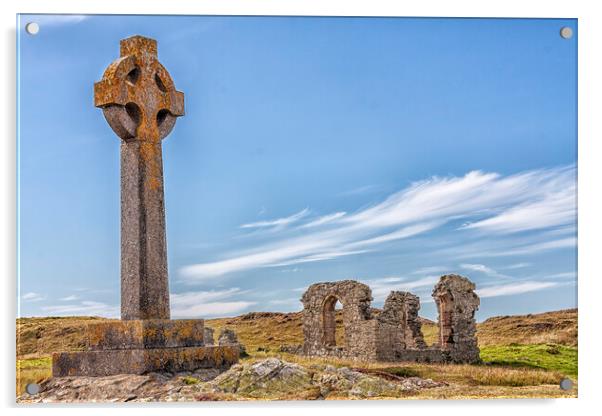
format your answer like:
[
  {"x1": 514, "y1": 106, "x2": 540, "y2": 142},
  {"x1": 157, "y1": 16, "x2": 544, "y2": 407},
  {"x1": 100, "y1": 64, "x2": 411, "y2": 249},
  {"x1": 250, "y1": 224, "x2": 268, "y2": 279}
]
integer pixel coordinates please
[
  {"x1": 381, "y1": 366, "x2": 422, "y2": 378},
  {"x1": 17, "y1": 357, "x2": 52, "y2": 370},
  {"x1": 480, "y1": 343, "x2": 577, "y2": 377},
  {"x1": 181, "y1": 376, "x2": 199, "y2": 385}
]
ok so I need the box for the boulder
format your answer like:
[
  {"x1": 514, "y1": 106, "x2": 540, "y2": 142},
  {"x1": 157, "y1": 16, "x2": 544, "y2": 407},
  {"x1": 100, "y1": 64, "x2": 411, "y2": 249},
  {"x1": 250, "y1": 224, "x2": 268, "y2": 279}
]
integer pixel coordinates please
[
  {"x1": 218, "y1": 328, "x2": 247, "y2": 356},
  {"x1": 211, "y1": 357, "x2": 313, "y2": 398},
  {"x1": 203, "y1": 327, "x2": 214, "y2": 345}
]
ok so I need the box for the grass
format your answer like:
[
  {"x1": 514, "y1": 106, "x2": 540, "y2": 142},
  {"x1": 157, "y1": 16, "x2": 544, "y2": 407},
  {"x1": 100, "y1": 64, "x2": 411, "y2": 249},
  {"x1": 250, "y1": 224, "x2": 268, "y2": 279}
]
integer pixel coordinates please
[
  {"x1": 463, "y1": 366, "x2": 562, "y2": 387},
  {"x1": 274, "y1": 349, "x2": 568, "y2": 386},
  {"x1": 477, "y1": 309, "x2": 577, "y2": 347},
  {"x1": 17, "y1": 316, "x2": 113, "y2": 358},
  {"x1": 181, "y1": 376, "x2": 200, "y2": 385},
  {"x1": 480, "y1": 343, "x2": 577, "y2": 377}
]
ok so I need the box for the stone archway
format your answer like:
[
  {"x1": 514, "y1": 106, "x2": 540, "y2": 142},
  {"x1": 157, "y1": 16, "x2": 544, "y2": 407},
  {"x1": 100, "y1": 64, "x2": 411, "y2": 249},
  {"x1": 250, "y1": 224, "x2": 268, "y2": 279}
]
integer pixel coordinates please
[
  {"x1": 437, "y1": 292, "x2": 454, "y2": 349},
  {"x1": 301, "y1": 280, "x2": 373, "y2": 357},
  {"x1": 321, "y1": 295, "x2": 341, "y2": 347},
  {"x1": 432, "y1": 274, "x2": 480, "y2": 362}
]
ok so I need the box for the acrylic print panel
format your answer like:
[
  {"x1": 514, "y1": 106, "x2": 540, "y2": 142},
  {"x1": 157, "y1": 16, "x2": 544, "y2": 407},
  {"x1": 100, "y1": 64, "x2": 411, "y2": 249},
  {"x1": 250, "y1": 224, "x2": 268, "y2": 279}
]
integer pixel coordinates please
[{"x1": 16, "y1": 14, "x2": 577, "y2": 402}]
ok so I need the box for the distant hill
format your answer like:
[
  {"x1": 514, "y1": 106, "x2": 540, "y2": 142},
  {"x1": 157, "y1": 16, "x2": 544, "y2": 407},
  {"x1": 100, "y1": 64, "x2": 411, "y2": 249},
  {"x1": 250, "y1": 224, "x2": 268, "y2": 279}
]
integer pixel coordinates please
[
  {"x1": 17, "y1": 316, "x2": 110, "y2": 358},
  {"x1": 16, "y1": 308, "x2": 577, "y2": 359},
  {"x1": 476, "y1": 309, "x2": 577, "y2": 347}
]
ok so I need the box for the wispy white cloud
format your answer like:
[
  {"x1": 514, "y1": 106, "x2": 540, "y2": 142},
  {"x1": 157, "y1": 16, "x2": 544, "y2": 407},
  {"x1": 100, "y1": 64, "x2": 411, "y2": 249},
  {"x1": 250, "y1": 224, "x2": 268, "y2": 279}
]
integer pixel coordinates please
[
  {"x1": 241, "y1": 208, "x2": 309, "y2": 229},
  {"x1": 541, "y1": 272, "x2": 576, "y2": 280},
  {"x1": 172, "y1": 301, "x2": 255, "y2": 318},
  {"x1": 460, "y1": 263, "x2": 496, "y2": 274},
  {"x1": 411, "y1": 266, "x2": 449, "y2": 275},
  {"x1": 34, "y1": 288, "x2": 256, "y2": 319},
  {"x1": 268, "y1": 298, "x2": 302, "y2": 306},
  {"x1": 469, "y1": 237, "x2": 576, "y2": 258},
  {"x1": 362, "y1": 275, "x2": 440, "y2": 301},
  {"x1": 344, "y1": 222, "x2": 441, "y2": 251},
  {"x1": 337, "y1": 184, "x2": 384, "y2": 197},
  {"x1": 181, "y1": 165, "x2": 576, "y2": 280},
  {"x1": 461, "y1": 167, "x2": 575, "y2": 234},
  {"x1": 21, "y1": 292, "x2": 46, "y2": 302},
  {"x1": 170, "y1": 288, "x2": 255, "y2": 318},
  {"x1": 477, "y1": 281, "x2": 559, "y2": 298},
  {"x1": 300, "y1": 212, "x2": 346, "y2": 228},
  {"x1": 460, "y1": 263, "x2": 510, "y2": 279},
  {"x1": 271, "y1": 249, "x2": 371, "y2": 267},
  {"x1": 59, "y1": 295, "x2": 79, "y2": 301},
  {"x1": 504, "y1": 262, "x2": 531, "y2": 270},
  {"x1": 41, "y1": 301, "x2": 118, "y2": 318}
]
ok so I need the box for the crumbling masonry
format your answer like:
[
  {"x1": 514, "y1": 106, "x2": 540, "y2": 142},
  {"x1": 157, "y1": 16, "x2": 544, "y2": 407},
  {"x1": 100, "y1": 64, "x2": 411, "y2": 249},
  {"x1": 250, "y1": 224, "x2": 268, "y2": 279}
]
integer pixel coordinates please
[{"x1": 301, "y1": 274, "x2": 480, "y2": 363}]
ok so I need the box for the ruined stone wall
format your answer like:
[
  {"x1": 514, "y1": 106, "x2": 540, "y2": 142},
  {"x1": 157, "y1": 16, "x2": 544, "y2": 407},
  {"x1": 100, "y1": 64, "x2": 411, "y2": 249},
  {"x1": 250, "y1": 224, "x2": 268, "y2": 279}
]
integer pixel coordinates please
[
  {"x1": 347, "y1": 319, "x2": 379, "y2": 361},
  {"x1": 301, "y1": 275, "x2": 480, "y2": 364},
  {"x1": 376, "y1": 291, "x2": 427, "y2": 360},
  {"x1": 432, "y1": 274, "x2": 480, "y2": 363},
  {"x1": 301, "y1": 280, "x2": 375, "y2": 359}
]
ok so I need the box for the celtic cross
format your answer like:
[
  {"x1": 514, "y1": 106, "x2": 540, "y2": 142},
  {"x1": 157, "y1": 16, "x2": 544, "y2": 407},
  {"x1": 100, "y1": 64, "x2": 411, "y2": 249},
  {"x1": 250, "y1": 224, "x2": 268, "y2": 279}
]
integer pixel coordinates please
[{"x1": 94, "y1": 35, "x2": 184, "y2": 320}]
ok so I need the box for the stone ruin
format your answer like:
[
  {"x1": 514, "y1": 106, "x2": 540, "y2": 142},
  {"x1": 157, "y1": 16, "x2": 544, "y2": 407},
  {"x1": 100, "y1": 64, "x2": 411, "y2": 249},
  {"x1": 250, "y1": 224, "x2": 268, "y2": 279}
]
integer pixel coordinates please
[
  {"x1": 203, "y1": 326, "x2": 247, "y2": 356},
  {"x1": 301, "y1": 274, "x2": 480, "y2": 363}
]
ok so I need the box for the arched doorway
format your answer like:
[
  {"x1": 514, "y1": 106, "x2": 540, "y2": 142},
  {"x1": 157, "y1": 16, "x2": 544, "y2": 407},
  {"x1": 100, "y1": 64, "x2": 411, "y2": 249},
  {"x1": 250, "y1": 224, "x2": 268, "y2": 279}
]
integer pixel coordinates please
[
  {"x1": 438, "y1": 292, "x2": 454, "y2": 349},
  {"x1": 322, "y1": 295, "x2": 343, "y2": 347}
]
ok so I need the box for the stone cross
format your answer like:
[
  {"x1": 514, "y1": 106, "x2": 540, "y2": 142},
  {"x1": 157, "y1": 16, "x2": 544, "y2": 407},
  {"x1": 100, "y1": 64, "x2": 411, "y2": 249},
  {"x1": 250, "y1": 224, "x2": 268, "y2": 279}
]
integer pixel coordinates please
[
  {"x1": 52, "y1": 36, "x2": 238, "y2": 378},
  {"x1": 94, "y1": 36, "x2": 184, "y2": 320}
]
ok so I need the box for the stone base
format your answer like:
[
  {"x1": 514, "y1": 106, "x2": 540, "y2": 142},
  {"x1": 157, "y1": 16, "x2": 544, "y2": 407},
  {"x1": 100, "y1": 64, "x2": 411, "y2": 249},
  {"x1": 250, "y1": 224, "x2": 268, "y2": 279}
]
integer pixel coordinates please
[
  {"x1": 52, "y1": 345, "x2": 239, "y2": 377},
  {"x1": 87, "y1": 319, "x2": 205, "y2": 350},
  {"x1": 52, "y1": 318, "x2": 240, "y2": 377}
]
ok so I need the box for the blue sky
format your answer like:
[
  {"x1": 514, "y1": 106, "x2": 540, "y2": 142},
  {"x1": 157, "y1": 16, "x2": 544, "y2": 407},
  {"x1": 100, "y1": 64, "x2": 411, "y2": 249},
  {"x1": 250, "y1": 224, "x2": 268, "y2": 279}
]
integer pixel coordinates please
[{"x1": 17, "y1": 15, "x2": 577, "y2": 321}]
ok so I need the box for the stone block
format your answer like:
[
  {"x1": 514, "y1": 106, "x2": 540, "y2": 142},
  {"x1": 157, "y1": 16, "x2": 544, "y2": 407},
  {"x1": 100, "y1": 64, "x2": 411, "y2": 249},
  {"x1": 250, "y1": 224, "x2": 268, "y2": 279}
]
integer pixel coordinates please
[
  {"x1": 87, "y1": 319, "x2": 204, "y2": 350},
  {"x1": 52, "y1": 345, "x2": 239, "y2": 377}
]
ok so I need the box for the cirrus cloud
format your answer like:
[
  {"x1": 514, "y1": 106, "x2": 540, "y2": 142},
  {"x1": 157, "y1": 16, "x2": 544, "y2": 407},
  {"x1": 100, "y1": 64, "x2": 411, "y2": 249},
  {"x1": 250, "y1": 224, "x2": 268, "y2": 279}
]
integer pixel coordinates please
[{"x1": 180, "y1": 165, "x2": 576, "y2": 281}]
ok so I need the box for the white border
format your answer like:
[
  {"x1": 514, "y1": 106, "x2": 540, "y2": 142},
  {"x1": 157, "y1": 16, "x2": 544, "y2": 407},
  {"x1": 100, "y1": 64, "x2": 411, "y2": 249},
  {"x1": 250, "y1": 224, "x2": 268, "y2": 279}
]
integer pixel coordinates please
[{"x1": 2, "y1": 0, "x2": 601, "y2": 414}]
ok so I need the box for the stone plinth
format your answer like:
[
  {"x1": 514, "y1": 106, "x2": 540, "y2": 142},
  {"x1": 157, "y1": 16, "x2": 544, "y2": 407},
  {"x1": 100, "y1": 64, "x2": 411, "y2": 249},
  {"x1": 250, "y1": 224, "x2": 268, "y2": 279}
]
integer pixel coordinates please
[
  {"x1": 52, "y1": 346, "x2": 239, "y2": 377},
  {"x1": 88, "y1": 319, "x2": 205, "y2": 350},
  {"x1": 52, "y1": 319, "x2": 239, "y2": 377}
]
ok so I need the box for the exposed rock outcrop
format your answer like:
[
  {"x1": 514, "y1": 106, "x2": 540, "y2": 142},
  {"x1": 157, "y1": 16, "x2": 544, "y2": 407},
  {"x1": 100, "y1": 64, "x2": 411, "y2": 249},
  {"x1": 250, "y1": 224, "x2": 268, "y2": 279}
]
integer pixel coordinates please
[{"x1": 18, "y1": 358, "x2": 445, "y2": 402}]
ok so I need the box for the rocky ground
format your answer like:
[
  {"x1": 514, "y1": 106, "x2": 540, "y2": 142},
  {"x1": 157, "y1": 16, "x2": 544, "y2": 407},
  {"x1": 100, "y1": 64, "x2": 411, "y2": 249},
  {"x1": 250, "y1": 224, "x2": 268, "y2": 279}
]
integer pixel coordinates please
[{"x1": 18, "y1": 358, "x2": 446, "y2": 403}]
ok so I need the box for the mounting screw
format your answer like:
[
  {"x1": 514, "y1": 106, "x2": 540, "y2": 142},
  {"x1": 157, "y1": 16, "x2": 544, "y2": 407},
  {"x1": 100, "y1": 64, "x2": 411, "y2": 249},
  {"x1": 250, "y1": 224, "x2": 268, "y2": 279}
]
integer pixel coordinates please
[
  {"x1": 25, "y1": 383, "x2": 40, "y2": 395},
  {"x1": 25, "y1": 22, "x2": 39, "y2": 35},
  {"x1": 560, "y1": 27, "x2": 573, "y2": 39},
  {"x1": 559, "y1": 378, "x2": 573, "y2": 390}
]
